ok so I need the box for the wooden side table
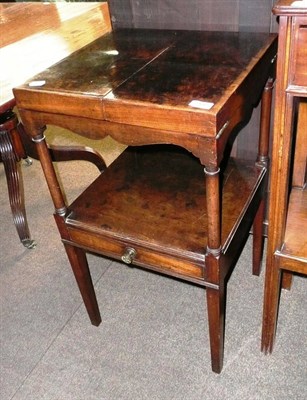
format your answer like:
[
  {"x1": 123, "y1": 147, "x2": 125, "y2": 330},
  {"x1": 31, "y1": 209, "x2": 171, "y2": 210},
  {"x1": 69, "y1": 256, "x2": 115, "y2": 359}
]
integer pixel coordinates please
[
  {"x1": 261, "y1": 0, "x2": 307, "y2": 354},
  {"x1": 14, "y1": 29, "x2": 277, "y2": 373}
]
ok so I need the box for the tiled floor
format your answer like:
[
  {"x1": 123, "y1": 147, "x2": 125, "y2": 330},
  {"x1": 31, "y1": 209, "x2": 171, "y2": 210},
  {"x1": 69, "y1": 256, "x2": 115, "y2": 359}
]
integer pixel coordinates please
[{"x1": 1, "y1": 159, "x2": 306, "y2": 400}]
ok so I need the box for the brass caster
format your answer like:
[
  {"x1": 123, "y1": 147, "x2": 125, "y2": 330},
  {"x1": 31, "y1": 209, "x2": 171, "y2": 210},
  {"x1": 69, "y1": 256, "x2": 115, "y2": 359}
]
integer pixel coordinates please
[{"x1": 21, "y1": 238, "x2": 37, "y2": 249}]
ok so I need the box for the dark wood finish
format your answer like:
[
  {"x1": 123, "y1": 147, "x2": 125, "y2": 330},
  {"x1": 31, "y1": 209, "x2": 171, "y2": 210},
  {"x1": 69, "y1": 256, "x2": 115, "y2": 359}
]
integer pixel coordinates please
[
  {"x1": 293, "y1": 101, "x2": 307, "y2": 187},
  {"x1": 14, "y1": 28, "x2": 277, "y2": 373},
  {"x1": 62, "y1": 242, "x2": 102, "y2": 327},
  {"x1": 17, "y1": 123, "x2": 106, "y2": 173},
  {"x1": 261, "y1": 0, "x2": 307, "y2": 354},
  {"x1": 253, "y1": 78, "x2": 274, "y2": 275},
  {"x1": 65, "y1": 148, "x2": 263, "y2": 272},
  {"x1": 0, "y1": 109, "x2": 35, "y2": 248}
]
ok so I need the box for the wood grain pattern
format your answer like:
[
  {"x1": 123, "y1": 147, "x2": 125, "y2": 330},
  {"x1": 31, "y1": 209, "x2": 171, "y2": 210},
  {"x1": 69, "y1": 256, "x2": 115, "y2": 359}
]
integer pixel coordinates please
[
  {"x1": 66, "y1": 146, "x2": 264, "y2": 265},
  {"x1": 14, "y1": 30, "x2": 277, "y2": 147},
  {"x1": 261, "y1": 1, "x2": 307, "y2": 354},
  {"x1": 14, "y1": 26, "x2": 275, "y2": 374},
  {"x1": 279, "y1": 187, "x2": 307, "y2": 271},
  {"x1": 293, "y1": 100, "x2": 307, "y2": 187},
  {"x1": 0, "y1": 2, "x2": 111, "y2": 105}
]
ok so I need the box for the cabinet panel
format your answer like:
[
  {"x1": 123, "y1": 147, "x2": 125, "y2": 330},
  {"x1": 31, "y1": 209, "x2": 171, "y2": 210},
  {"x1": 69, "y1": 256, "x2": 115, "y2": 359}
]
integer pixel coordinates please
[{"x1": 291, "y1": 18, "x2": 307, "y2": 87}]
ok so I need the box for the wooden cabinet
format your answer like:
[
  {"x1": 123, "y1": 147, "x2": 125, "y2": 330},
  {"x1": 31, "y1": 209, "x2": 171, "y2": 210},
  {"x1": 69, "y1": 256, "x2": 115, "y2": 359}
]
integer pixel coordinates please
[{"x1": 261, "y1": 0, "x2": 307, "y2": 354}]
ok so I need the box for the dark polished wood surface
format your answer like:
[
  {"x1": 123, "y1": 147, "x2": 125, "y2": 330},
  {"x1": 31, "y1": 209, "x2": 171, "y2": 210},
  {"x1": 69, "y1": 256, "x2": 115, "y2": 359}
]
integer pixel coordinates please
[
  {"x1": 15, "y1": 29, "x2": 277, "y2": 166},
  {"x1": 14, "y1": 28, "x2": 277, "y2": 373},
  {"x1": 16, "y1": 30, "x2": 276, "y2": 135},
  {"x1": 21, "y1": 30, "x2": 273, "y2": 105},
  {"x1": 67, "y1": 146, "x2": 264, "y2": 267}
]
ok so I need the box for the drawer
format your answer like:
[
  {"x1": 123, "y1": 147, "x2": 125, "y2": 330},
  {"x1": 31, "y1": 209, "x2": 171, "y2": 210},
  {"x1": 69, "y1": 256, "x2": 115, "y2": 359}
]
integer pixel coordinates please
[
  {"x1": 66, "y1": 226, "x2": 206, "y2": 283},
  {"x1": 63, "y1": 146, "x2": 265, "y2": 287}
]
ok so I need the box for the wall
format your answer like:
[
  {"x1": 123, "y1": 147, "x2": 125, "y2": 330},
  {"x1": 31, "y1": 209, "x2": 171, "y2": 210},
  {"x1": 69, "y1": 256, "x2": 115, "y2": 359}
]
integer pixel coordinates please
[{"x1": 109, "y1": 0, "x2": 277, "y2": 32}]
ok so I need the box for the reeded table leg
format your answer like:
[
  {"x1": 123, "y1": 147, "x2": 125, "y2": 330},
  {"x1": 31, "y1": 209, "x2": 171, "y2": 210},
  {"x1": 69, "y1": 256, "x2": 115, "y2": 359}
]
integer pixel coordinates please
[{"x1": 0, "y1": 110, "x2": 36, "y2": 249}]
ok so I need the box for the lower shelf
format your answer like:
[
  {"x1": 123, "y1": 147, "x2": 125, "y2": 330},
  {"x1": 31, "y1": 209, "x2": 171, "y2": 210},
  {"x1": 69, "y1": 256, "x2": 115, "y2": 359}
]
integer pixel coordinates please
[
  {"x1": 65, "y1": 145, "x2": 265, "y2": 283},
  {"x1": 277, "y1": 187, "x2": 307, "y2": 273}
]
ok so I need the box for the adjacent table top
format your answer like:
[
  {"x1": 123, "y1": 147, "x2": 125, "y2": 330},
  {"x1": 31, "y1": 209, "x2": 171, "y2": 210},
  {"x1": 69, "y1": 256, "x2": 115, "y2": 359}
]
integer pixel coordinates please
[{"x1": 0, "y1": 2, "x2": 111, "y2": 110}]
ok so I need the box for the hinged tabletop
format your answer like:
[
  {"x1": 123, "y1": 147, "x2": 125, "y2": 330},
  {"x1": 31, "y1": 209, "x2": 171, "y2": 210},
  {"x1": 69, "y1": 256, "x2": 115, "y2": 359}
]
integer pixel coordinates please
[{"x1": 14, "y1": 29, "x2": 277, "y2": 138}]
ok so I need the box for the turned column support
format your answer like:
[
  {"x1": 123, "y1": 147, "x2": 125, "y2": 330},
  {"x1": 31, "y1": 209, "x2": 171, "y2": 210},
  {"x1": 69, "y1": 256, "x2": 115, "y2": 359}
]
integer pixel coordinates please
[
  {"x1": 203, "y1": 166, "x2": 224, "y2": 373},
  {"x1": 253, "y1": 77, "x2": 274, "y2": 275},
  {"x1": 204, "y1": 166, "x2": 222, "y2": 259},
  {"x1": 32, "y1": 129, "x2": 67, "y2": 216},
  {"x1": 256, "y1": 77, "x2": 274, "y2": 169}
]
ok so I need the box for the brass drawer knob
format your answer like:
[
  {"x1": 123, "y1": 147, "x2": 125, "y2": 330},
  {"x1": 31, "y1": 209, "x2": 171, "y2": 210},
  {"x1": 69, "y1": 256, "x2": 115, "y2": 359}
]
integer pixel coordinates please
[{"x1": 121, "y1": 247, "x2": 136, "y2": 264}]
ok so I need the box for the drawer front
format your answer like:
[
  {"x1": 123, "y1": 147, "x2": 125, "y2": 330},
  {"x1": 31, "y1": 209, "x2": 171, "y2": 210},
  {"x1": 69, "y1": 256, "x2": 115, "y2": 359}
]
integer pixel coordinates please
[
  {"x1": 67, "y1": 227, "x2": 205, "y2": 283},
  {"x1": 290, "y1": 17, "x2": 307, "y2": 87}
]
